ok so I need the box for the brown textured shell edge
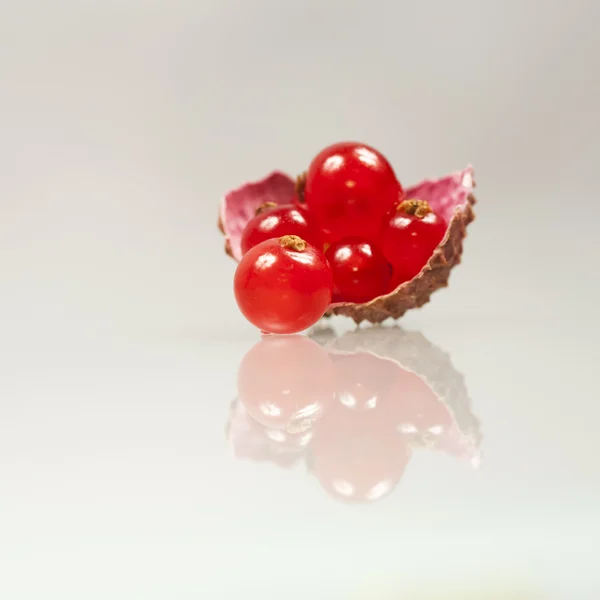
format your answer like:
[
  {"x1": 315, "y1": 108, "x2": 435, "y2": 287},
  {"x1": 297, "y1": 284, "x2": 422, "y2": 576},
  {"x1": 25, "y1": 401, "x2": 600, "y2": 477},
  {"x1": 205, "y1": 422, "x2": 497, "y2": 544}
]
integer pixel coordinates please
[
  {"x1": 217, "y1": 213, "x2": 234, "y2": 257},
  {"x1": 324, "y1": 192, "x2": 477, "y2": 324}
]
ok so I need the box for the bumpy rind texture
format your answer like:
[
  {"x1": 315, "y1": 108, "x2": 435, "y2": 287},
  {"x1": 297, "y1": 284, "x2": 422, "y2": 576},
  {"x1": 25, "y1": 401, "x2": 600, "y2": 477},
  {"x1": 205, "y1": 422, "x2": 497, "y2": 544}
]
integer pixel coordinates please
[
  {"x1": 219, "y1": 167, "x2": 476, "y2": 323},
  {"x1": 311, "y1": 325, "x2": 482, "y2": 460}
]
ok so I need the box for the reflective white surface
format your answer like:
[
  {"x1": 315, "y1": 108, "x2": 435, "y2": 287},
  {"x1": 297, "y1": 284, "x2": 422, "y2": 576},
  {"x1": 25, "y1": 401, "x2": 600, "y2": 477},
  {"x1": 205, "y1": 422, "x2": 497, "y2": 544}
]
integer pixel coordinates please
[{"x1": 1, "y1": 315, "x2": 598, "y2": 599}]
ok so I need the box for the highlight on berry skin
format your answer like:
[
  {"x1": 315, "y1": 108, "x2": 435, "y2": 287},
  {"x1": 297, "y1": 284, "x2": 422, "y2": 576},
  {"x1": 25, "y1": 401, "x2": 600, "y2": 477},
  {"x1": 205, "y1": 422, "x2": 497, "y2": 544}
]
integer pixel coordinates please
[{"x1": 303, "y1": 141, "x2": 403, "y2": 243}]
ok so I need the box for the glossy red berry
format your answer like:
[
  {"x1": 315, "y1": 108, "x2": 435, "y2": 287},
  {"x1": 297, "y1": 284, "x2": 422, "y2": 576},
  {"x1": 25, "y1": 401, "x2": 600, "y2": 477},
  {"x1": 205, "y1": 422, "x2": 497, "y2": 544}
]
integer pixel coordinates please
[
  {"x1": 237, "y1": 335, "x2": 335, "y2": 431},
  {"x1": 325, "y1": 238, "x2": 391, "y2": 303},
  {"x1": 304, "y1": 142, "x2": 403, "y2": 242},
  {"x1": 380, "y1": 199, "x2": 446, "y2": 289},
  {"x1": 240, "y1": 203, "x2": 322, "y2": 255},
  {"x1": 234, "y1": 235, "x2": 333, "y2": 334}
]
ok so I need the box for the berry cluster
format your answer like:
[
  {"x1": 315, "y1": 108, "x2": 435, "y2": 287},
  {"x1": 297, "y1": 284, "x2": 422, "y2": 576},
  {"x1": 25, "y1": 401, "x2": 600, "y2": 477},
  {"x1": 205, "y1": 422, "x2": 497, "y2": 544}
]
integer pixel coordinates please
[{"x1": 234, "y1": 142, "x2": 447, "y2": 334}]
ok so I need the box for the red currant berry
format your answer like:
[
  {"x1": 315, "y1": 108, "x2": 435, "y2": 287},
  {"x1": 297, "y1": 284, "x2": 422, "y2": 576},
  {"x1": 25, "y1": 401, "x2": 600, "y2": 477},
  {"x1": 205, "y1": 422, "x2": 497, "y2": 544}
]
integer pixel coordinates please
[
  {"x1": 380, "y1": 199, "x2": 446, "y2": 289},
  {"x1": 304, "y1": 141, "x2": 403, "y2": 242},
  {"x1": 237, "y1": 335, "x2": 335, "y2": 431},
  {"x1": 325, "y1": 238, "x2": 391, "y2": 303},
  {"x1": 240, "y1": 203, "x2": 322, "y2": 255},
  {"x1": 234, "y1": 235, "x2": 333, "y2": 334}
]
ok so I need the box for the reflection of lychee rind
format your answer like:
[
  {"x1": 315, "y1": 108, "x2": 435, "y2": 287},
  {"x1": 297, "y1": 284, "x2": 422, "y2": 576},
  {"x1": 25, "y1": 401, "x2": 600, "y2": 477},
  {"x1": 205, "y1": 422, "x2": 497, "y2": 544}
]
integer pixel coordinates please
[{"x1": 316, "y1": 327, "x2": 482, "y2": 456}]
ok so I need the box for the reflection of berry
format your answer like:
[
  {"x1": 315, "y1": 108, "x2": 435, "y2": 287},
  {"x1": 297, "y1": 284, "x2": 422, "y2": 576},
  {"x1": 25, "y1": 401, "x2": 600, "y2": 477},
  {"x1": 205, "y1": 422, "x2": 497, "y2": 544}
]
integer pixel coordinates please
[
  {"x1": 387, "y1": 367, "x2": 454, "y2": 439},
  {"x1": 326, "y1": 238, "x2": 391, "y2": 303},
  {"x1": 227, "y1": 401, "x2": 311, "y2": 468},
  {"x1": 310, "y1": 394, "x2": 411, "y2": 504},
  {"x1": 240, "y1": 203, "x2": 322, "y2": 255},
  {"x1": 304, "y1": 142, "x2": 403, "y2": 242},
  {"x1": 237, "y1": 335, "x2": 335, "y2": 431},
  {"x1": 306, "y1": 351, "x2": 412, "y2": 503},
  {"x1": 234, "y1": 235, "x2": 333, "y2": 334},
  {"x1": 330, "y1": 352, "x2": 399, "y2": 413}
]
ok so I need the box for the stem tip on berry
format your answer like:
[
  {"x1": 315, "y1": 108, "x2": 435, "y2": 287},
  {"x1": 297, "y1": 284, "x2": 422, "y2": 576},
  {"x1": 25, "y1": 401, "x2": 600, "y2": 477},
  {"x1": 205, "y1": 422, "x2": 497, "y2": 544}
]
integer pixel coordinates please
[
  {"x1": 279, "y1": 235, "x2": 307, "y2": 252},
  {"x1": 398, "y1": 199, "x2": 432, "y2": 219}
]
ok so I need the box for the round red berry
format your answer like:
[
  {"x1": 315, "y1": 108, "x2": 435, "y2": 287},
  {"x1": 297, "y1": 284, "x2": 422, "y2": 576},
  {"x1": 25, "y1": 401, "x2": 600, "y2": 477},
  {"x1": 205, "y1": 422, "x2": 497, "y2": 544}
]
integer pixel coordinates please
[
  {"x1": 240, "y1": 203, "x2": 322, "y2": 255},
  {"x1": 304, "y1": 141, "x2": 403, "y2": 242},
  {"x1": 325, "y1": 238, "x2": 391, "y2": 303},
  {"x1": 237, "y1": 334, "x2": 335, "y2": 431},
  {"x1": 234, "y1": 235, "x2": 333, "y2": 334},
  {"x1": 380, "y1": 199, "x2": 446, "y2": 289}
]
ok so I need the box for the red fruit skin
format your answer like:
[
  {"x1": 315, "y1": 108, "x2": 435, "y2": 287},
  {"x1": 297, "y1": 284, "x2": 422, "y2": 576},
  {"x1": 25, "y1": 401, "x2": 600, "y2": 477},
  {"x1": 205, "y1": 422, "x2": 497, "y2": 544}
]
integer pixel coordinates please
[
  {"x1": 240, "y1": 204, "x2": 322, "y2": 255},
  {"x1": 237, "y1": 335, "x2": 335, "y2": 431},
  {"x1": 304, "y1": 142, "x2": 402, "y2": 242},
  {"x1": 325, "y1": 238, "x2": 392, "y2": 304},
  {"x1": 380, "y1": 209, "x2": 446, "y2": 289},
  {"x1": 234, "y1": 238, "x2": 333, "y2": 334}
]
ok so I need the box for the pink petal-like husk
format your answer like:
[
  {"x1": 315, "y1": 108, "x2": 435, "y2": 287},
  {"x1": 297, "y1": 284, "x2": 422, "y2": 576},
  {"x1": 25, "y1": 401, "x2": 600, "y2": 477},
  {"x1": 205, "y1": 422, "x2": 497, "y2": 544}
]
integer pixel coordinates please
[{"x1": 219, "y1": 171, "x2": 296, "y2": 261}]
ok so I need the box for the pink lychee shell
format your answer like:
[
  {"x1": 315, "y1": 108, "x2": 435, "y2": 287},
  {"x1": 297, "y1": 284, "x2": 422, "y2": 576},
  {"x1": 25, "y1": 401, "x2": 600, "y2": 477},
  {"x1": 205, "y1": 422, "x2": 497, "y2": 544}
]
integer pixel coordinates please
[{"x1": 218, "y1": 167, "x2": 476, "y2": 324}]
